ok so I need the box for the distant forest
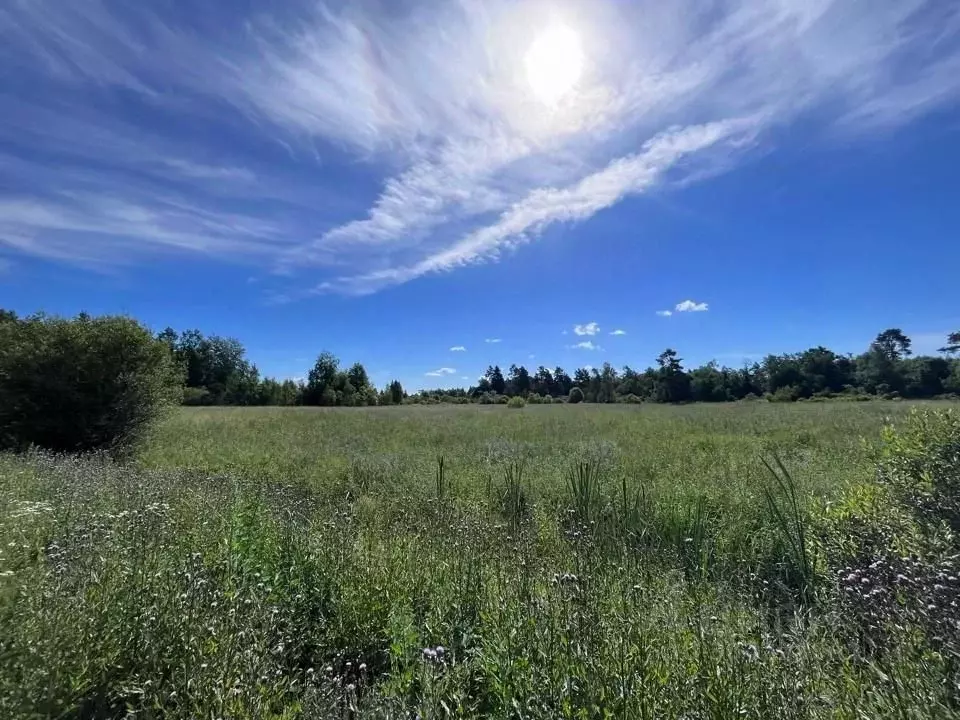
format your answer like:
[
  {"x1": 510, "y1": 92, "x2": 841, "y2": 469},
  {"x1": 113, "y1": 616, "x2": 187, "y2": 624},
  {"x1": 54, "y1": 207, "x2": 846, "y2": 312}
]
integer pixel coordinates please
[{"x1": 4, "y1": 310, "x2": 958, "y2": 406}]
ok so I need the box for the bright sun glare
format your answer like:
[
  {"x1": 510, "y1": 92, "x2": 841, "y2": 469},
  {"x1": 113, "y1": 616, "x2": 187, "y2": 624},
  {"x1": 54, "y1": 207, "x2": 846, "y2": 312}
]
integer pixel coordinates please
[{"x1": 524, "y1": 23, "x2": 584, "y2": 105}]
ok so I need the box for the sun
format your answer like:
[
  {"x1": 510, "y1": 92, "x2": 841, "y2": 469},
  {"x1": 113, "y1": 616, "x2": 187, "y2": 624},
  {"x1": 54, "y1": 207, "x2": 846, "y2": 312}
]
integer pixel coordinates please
[{"x1": 524, "y1": 23, "x2": 584, "y2": 105}]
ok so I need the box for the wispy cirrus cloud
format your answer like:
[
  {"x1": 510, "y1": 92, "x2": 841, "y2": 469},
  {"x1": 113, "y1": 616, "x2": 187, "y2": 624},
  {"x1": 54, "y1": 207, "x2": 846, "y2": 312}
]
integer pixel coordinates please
[
  {"x1": 1, "y1": 0, "x2": 958, "y2": 293},
  {"x1": 656, "y1": 310, "x2": 673, "y2": 317},
  {"x1": 485, "y1": 338, "x2": 502, "y2": 344},
  {"x1": 449, "y1": 345, "x2": 466, "y2": 352},
  {"x1": 571, "y1": 340, "x2": 602, "y2": 351},
  {"x1": 425, "y1": 367, "x2": 456, "y2": 377},
  {"x1": 610, "y1": 329, "x2": 626, "y2": 336}
]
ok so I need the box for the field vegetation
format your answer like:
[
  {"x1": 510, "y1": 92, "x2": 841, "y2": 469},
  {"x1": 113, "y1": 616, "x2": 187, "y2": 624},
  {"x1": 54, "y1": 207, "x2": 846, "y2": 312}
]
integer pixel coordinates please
[{"x1": 3, "y1": 401, "x2": 960, "y2": 718}]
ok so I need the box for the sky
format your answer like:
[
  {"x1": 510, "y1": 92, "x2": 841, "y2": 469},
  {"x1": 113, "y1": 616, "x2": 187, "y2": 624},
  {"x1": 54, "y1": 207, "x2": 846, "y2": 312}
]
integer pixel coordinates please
[{"x1": 1, "y1": 0, "x2": 959, "y2": 390}]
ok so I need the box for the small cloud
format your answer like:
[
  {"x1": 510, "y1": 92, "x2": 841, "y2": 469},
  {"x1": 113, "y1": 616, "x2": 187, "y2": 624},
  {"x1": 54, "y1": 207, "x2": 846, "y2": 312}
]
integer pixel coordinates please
[
  {"x1": 675, "y1": 300, "x2": 709, "y2": 313},
  {"x1": 656, "y1": 310, "x2": 673, "y2": 317},
  {"x1": 450, "y1": 345, "x2": 466, "y2": 352},
  {"x1": 528, "y1": 354, "x2": 535, "y2": 360},
  {"x1": 425, "y1": 367, "x2": 456, "y2": 377},
  {"x1": 610, "y1": 329, "x2": 626, "y2": 336},
  {"x1": 461, "y1": 375, "x2": 470, "y2": 380},
  {"x1": 485, "y1": 338, "x2": 501, "y2": 344},
  {"x1": 561, "y1": 330, "x2": 569, "y2": 335},
  {"x1": 583, "y1": 365, "x2": 594, "y2": 372},
  {"x1": 570, "y1": 341, "x2": 602, "y2": 351},
  {"x1": 574, "y1": 322, "x2": 600, "y2": 336}
]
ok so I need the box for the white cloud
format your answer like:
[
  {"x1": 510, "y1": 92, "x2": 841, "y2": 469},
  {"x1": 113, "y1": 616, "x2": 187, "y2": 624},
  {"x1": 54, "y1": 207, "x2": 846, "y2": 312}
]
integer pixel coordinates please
[
  {"x1": 574, "y1": 322, "x2": 600, "y2": 336},
  {"x1": 528, "y1": 354, "x2": 536, "y2": 360},
  {"x1": 425, "y1": 367, "x2": 457, "y2": 377},
  {"x1": 675, "y1": 300, "x2": 709, "y2": 313},
  {"x1": 461, "y1": 375, "x2": 470, "y2": 380},
  {"x1": 450, "y1": 345, "x2": 466, "y2": 352},
  {"x1": 571, "y1": 341, "x2": 602, "y2": 351},
  {"x1": 485, "y1": 338, "x2": 502, "y2": 344},
  {"x1": 610, "y1": 329, "x2": 626, "y2": 336},
  {"x1": 656, "y1": 310, "x2": 673, "y2": 317},
  {"x1": 161, "y1": 159, "x2": 256, "y2": 183},
  {"x1": 2, "y1": 0, "x2": 959, "y2": 289}
]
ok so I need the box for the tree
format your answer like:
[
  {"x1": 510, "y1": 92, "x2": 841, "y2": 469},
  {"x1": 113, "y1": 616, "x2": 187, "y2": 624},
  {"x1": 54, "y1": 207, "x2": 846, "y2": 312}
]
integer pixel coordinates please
[
  {"x1": 568, "y1": 387, "x2": 584, "y2": 404},
  {"x1": 553, "y1": 367, "x2": 572, "y2": 397},
  {"x1": 0, "y1": 313, "x2": 183, "y2": 454},
  {"x1": 655, "y1": 349, "x2": 690, "y2": 403},
  {"x1": 573, "y1": 367, "x2": 591, "y2": 391},
  {"x1": 347, "y1": 362, "x2": 370, "y2": 393},
  {"x1": 941, "y1": 331, "x2": 960, "y2": 355},
  {"x1": 532, "y1": 366, "x2": 555, "y2": 397},
  {"x1": 507, "y1": 364, "x2": 531, "y2": 397},
  {"x1": 596, "y1": 363, "x2": 618, "y2": 403},
  {"x1": 872, "y1": 328, "x2": 912, "y2": 362},
  {"x1": 485, "y1": 365, "x2": 506, "y2": 395},
  {"x1": 690, "y1": 361, "x2": 729, "y2": 402},
  {"x1": 305, "y1": 351, "x2": 340, "y2": 405},
  {"x1": 387, "y1": 380, "x2": 404, "y2": 405},
  {"x1": 165, "y1": 329, "x2": 258, "y2": 404},
  {"x1": 902, "y1": 357, "x2": 952, "y2": 398}
]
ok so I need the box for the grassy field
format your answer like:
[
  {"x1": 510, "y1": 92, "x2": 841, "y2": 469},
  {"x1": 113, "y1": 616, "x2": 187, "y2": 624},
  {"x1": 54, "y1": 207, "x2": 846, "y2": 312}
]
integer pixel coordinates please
[{"x1": 2, "y1": 401, "x2": 959, "y2": 718}]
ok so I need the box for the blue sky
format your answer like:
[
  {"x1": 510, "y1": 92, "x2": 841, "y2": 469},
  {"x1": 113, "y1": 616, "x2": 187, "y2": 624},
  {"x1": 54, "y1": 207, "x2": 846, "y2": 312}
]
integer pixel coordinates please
[{"x1": 2, "y1": 0, "x2": 959, "y2": 390}]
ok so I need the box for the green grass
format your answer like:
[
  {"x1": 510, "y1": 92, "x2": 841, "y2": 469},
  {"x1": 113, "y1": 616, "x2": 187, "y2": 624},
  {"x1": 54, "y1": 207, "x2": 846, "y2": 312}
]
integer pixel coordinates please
[{"x1": 2, "y1": 401, "x2": 959, "y2": 718}]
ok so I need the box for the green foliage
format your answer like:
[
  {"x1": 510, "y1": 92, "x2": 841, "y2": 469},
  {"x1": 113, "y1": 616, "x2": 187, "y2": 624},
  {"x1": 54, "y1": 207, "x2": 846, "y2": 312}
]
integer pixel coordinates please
[
  {"x1": 0, "y1": 313, "x2": 182, "y2": 454},
  {"x1": 878, "y1": 408, "x2": 960, "y2": 531},
  {"x1": 68, "y1": 315, "x2": 960, "y2": 407},
  {"x1": 506, "y1": 396, "x2": 526, "y2": 409},
  {"x1": 759, "y1": 456, "x2": 814, "y2": 603},
  {"x1": 941, "y1": 331, "x2": 960, "y2": 355},
  {"x1": 568, "y1": 387, "x2": 584, "y2": 404}
]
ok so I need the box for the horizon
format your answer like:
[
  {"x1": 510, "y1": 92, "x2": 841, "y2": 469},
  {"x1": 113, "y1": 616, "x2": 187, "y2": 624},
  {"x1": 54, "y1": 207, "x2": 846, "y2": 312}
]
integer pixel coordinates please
[{"x1": 2, "y1": 0, "x2": 959, "y2": 392}]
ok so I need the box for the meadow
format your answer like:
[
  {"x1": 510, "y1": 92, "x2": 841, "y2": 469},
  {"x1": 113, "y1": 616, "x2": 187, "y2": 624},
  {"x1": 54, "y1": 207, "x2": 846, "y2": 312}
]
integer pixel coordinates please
[{"x1": 1, "y1": 401, "x2": 959, "y2": 718}]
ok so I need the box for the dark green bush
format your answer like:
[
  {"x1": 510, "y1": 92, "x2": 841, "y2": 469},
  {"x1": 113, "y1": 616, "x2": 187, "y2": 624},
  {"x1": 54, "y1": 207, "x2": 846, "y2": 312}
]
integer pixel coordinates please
[
  {"x1": 182, "y1": 387, "x2": 214, "y2": 406},
  {"x1": 0, "y1": 313, "x2": 183, "y2": 454},
  {"x1": 506, "y1": 396, "x2": 526, "y2": 409},
  {"x1": 568, "y1": 387, "x2": 584, "y2": 404}
]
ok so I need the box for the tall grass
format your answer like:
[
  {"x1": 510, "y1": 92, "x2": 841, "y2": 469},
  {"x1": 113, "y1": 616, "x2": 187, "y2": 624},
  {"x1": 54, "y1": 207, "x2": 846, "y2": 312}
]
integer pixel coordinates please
[{"x1": 1, "y1": 402, "x2": 957, "y2": 718}]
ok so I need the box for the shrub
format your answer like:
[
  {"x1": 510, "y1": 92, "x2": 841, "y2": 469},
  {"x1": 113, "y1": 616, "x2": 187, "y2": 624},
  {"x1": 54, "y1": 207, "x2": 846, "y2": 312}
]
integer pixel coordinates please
[
  {"x1": 769, "y1": 386, "x2": 800, "y2": 403},
  {"x1": 507, "y1": 396, "x2": 526, "y2": 409},
  {"x1": 182, "y1": 387, "x2": 214, "y2": 406},
  {"x1": 0, "y1": 313, "x2": 183, "y2": 454},
  {"x1": 878, "y1": 408, "x2": 960, "y2": 532},
  {"x1": 568, "y1": 387, "x2": 584, "y2": 404}
]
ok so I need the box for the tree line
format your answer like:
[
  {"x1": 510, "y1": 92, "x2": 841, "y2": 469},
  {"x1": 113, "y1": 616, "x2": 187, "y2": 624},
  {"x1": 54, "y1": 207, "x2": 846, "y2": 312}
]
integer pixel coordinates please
[
  {"x1": 5, "y1": 309, "x2": 953, "y2": 456},
  {"x1": 156, "y1": 323, "x2": 960, "y2": 405},
  {"x1": 420, "y1": 329, "x2": 960, "y2": 404}
]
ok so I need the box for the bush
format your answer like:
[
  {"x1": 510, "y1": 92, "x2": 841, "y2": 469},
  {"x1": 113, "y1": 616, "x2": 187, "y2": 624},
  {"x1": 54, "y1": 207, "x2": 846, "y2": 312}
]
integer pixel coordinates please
[
  {"x1": 769, "y1": 386, "x2": 800, "y2": 403},
  {"x1": 878, "y1": 408, "x2": 960, "y2": 532},
  {"x1": 0, "y1": 313, "x2": 183, "y2": 454},
  {"x1": 507, "y1": 396, "x2": 526, "y2": 409},
  {"x1": 568, "y1": 387, "x2": 584, "y2": 404},
  {"x1": 182, "y1": 387, "x2": 214, "y2": 406}
]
